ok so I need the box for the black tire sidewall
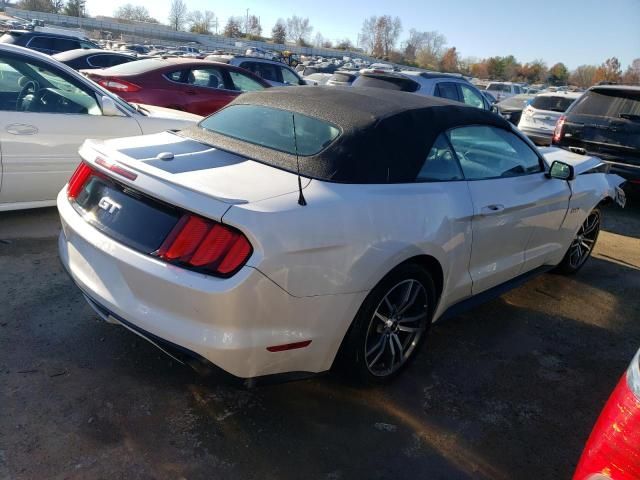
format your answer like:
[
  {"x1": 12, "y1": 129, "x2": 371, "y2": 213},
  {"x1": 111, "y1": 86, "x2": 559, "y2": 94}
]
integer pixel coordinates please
[{"x1": 342, "y1": 263, "x2": 437, "y2": 384}]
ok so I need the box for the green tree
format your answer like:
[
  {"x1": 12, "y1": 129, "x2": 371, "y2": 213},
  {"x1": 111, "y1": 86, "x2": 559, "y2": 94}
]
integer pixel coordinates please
[
  {"x1": 271, "y1": 19, "x2": 286, "y2": 44},
  {"x1": 548, "y1": 62, "x2": 569, "y2": 85},
  {"x1": 62, "y1": 0, "x2": 85, "y2": 17}
]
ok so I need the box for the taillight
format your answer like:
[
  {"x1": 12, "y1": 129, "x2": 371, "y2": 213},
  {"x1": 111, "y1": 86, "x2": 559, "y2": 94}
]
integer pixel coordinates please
[
  {"x1": 574, "y1": 349, "x2": 640, "y2": 480},
  {"x1": 552, "y1": 115, "x2": 566, "y2": 144},
  {"x1": 97, "y1": 78, "x2": 141, "y2": 93},
  {"x1": 155, "y1": 214, "x2": 252, "y2": 277},
  {"x1": 67, "y1": 162, "x2": 94, "y2": 199}
]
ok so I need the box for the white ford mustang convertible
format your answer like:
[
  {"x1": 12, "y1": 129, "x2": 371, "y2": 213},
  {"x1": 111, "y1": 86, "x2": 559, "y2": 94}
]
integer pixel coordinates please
[{"x1": 57, "y1": 87, "x2": 625, "y2": 384}]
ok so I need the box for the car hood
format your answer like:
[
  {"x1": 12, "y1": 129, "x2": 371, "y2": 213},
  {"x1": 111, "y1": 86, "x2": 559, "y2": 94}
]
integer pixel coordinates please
[
  {"x1": 539, "y1": 147, "x2": 609, "y2": 175},
  {"x1": 81, "y1": 130, "x2": 307, "y2": 205}
]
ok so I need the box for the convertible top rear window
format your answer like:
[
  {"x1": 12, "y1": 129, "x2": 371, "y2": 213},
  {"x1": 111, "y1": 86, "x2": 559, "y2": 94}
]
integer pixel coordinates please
[{"x1": 199, "y1": 105, "x2": 340, "y2": 156}]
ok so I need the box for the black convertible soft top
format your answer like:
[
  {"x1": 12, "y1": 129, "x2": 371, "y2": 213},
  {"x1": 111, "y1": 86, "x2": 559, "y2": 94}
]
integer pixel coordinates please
[{"x1": 182, "y1": 86, "x2": 513, "y2": 183}]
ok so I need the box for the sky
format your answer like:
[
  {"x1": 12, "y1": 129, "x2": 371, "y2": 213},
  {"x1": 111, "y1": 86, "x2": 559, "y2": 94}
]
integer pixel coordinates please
[{"x1": 84, "y1": 0, "x2": 640, "y2": 69}]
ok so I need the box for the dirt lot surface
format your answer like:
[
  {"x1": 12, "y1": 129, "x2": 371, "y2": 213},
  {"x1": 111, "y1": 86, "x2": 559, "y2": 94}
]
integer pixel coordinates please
[{"x1": 1, "y1": 200, "x2": 639, "y2": 480}]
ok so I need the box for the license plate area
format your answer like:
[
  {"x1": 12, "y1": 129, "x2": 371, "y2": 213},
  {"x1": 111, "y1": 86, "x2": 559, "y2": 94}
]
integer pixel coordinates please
[{"x1": 72, "y1": 176, "x2": 181, "y2": 253}]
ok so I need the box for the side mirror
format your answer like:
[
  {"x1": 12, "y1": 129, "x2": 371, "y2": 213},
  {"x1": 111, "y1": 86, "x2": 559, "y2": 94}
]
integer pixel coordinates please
[
  {"x1": 547, "y1": 160, "x2": 575, "y2": 181},
  {"x1": 491, "y1": 104, "x2": 499, "y2": 114},
  {"x1": 99, "y1": 95, "x2": 124, "y2": 117}
]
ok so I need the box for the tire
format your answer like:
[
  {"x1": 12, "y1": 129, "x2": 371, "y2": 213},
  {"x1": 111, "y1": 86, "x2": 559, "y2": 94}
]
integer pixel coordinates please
[
  {"x1": 554, "y1": 207, "x2": 601, "y2": 275},
  {"x1": 339, "y1": 263, "x2": 437, "y2": 384}
]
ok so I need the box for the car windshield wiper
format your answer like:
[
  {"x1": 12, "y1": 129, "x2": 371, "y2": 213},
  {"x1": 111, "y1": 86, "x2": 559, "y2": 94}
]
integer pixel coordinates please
[{"x1": 619, "y1": 113, "x2": 640, "y2": 122}]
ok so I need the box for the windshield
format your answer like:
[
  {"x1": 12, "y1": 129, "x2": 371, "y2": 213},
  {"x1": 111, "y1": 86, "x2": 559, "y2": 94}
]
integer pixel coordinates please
[
  {"x1": 530, "y1": 95, "x2": 578, "y2": 112},
  {"x1": 571, "y1": 89, "x2": 640, "y2": 118},
  {"x1": 498, "y1": 95, "x2": 534, "y2": 109},
  {"x1": 352, "y1": 74, "x2": 419, "y2": 92},
  {"x1": 199, "y1": 105, "x2": 341, "y2": 156}
]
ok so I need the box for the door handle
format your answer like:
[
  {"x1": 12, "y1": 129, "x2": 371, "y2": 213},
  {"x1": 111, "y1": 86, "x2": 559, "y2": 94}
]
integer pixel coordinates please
[
  {"x1": 480, "y1": 204, "x2": 505, "y2": 215},
  {"x1": 6, "y1": 123, "x2": 38, "y2": 135},
  {"x1": 185, "y1": 89, "x2": 196, "y2": 95}
]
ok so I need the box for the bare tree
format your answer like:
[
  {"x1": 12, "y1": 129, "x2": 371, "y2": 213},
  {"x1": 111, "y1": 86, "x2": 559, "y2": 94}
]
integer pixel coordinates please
[
  {"x1": 114, "y1": 4, "x2": 158, "y2": 23},
  {"x1": 18, "y1": 0, "x2": 54, "y2": 12},
  {"x1": 569, "y1": 65, "x2": 598, "y2": 88},
  {"x1": 168, "y1": 0, "x2": 188, "y2": 31},
  {"x1": 189, "y1": 10, "x2": 216, "y2": 34},
  {"x1": 359, "y1": 15, "x2": 401, "y2": 57},
  {"x1": 271, "y1": 19, "x2": 286, "y2": 44},
  {"x1": 244, "y1": 15, "x2": 261, "y2": 37},
  {"x1": 335, "y1": 38, "x2": 353, "y2": 50},
  {"x1": 403, "y1": 29, "x2": 446, "y2": 64},
  {"x1": 286, "y1": 16, "x2": 312, "y2": 45},
  {"x1": 314, "y1": 32, "x2": 324, "y2": 48},
  {"x1": 223, "y1": 17, "x2": 243, "y2": 38}
]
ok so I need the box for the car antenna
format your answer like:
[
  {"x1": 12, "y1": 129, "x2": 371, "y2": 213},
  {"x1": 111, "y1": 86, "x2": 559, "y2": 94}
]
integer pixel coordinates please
[{"x1": 291, "y1": 113, "x2": 307, "y2": 206}]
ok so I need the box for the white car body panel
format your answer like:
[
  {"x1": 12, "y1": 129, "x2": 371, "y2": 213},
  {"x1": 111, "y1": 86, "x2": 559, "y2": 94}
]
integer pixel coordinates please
[{"x1": 57, "y1": 132, "x2": 624, "y2": 378}]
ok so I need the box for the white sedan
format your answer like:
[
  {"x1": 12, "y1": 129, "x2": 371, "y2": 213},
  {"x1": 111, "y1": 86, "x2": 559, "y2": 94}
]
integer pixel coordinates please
[
  {"x1": 57, "y1": 87, "x2": 625, "y2": 384},
  {"x1": 0, "y1": 44, "x2": 201, "y2": 211}
]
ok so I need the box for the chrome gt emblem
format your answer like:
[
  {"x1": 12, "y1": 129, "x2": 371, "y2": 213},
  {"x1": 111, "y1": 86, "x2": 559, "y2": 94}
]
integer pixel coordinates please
[{"x1": 98, "y1": 196, "x2": 122, "y2": 214}]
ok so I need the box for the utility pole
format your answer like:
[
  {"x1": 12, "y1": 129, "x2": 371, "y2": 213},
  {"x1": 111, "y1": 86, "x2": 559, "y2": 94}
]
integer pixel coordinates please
[{"x1": 245, "y1": 8, "x2": 249, "y2": 36}]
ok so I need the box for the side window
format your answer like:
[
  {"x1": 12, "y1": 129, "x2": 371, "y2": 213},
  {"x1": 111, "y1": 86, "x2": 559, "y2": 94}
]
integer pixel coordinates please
[
  {"x1": 246, "y1": 62, "x2": 279, "y2": 82},
  {"x1": 26, "y1": 36, "x2": 54, "y2": 52},
  {"x1": 188, "y1": 68, "x2": 226, "y2": 89},
  {"x1": 416, "y1": 133, "x2": 464, "y2": 182},
  {"x1": 228, "y1": 71, "x2": 264, "y2": 91},
  {"x1": 435, "y1": 82, "x2": 460, "y2": 102},
  {"x1": 0, "y1": 54, "x2": 100, "y2": 114},
  {"x1": 460, "y1": 84, "x2": 485, "y2": 109},
  {"x1": 53, "y1": 38, "x2": 79, "y2": 52},
  {"x1": 447, "y1": 126, "x2": 542, "y2": 180},
  {"x1": 281, "y1": 67, "x2": 300, "y2": 85},
  {"x1": 87, "y1": 55, "x2": 111, "y2": 68}
]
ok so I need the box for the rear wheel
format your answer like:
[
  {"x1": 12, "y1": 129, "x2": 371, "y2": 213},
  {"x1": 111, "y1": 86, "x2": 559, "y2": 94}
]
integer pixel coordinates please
[
  {"x1": 555, "y1": 208, "x2": 601, "y2": 274},
  {"x1": 340, "y1": 263, "x2": 436, "y2": 384}
]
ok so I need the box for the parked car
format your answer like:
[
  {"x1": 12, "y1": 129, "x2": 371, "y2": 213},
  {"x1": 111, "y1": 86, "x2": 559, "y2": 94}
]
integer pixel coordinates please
[
  {"x1": 0, "y1": 30, "x2": 99, "y2": 55},
  {"x1": 326, "y1": 71, "x2": 359, "y2": 87},
  {"x1": 495, "y1": 94, "x2": 536, "y2": 124},
  {"x1": 303, "y1": 72, "x2": 333, "y2": 86},
  {"x1": 485, "y1": 81, "x2": 525, "y2": 101},
  {"x1": 119, "y1": 44, "x2": 149, "y2": 55},
  {"x1": 0, "y1": 44, "x2": 201, "y2": 212},
  {"x1": 52, "y1": 48, "x2": 136, "y2": 70},
  {"x1": 574, "y1": 347, "x2": 639, "y2": 479},
  {"x1": 57, "y1": 87, "x2": 624, "y2": 384},
  {"x1": 352, "y1": 71, "x2": 493, "y2": 110},
  {"x1": 518, "y1": 91, "x2": 581, "y2": 145},
  {"x1": 553, "y1": 85, "x2": 640, "y2": 185},
  {"x1": 205, "y1": 54, "x2": 305, "y2": 86},
  {"x1": 81, "y1": 57, "x2": 270, "y2": 116}
]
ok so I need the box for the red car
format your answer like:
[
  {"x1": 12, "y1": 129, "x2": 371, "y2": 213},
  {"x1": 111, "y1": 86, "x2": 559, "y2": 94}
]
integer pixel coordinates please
[
  {"x1": 574, "y1": 347, "x2": 640, "y2": 480},
  {"x1": 83, "y1": 58, "x2": 270, "y2": 116}
]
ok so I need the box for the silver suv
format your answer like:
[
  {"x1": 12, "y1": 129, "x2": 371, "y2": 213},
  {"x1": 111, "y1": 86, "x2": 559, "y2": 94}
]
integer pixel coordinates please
[
  {"x1": 205, "y1": 55, "x2": 304, "y2": 87},
  {"x1": 352, "y1": 71, "x2": 492, "y2": 110}
]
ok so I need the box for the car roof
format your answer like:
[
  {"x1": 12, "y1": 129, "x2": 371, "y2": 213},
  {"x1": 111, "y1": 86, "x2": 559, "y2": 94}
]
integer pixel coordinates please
[
  {"x1": 52, "y1": 48, "x2": 134, "y2": 60},
  {"x1": 590, "y1": 84, "x2": 640, "y2": 93},
  {"x1": 5, "y1": 29, "x2": 90, "y2": 41},
  {"x1": 535, "y1": 91, "x2": 582, "y2": 99},
  {"x1": 400, "y1": 70, "x2": 467, "y2": 80},
  {"x1": 186, "y1": 86, "x2": 511, "y2": 184}
]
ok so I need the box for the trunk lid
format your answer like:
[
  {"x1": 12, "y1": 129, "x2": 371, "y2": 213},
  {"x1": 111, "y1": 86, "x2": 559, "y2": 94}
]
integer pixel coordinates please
[{"x1": 81, "y1": 131, "x2": 306, "y2": 207}]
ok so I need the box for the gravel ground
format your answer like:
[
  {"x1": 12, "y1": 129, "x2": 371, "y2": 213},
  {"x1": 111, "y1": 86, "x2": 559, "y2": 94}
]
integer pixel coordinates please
[{"x1": 1, "y1": 200, "x2": 639, "y2": 480}]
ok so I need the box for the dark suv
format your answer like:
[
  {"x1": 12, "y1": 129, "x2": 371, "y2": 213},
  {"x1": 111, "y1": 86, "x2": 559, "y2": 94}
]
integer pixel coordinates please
[
  {"x1": 553, "y1": 85, "x2": 640, "y2": 184},
  {"x1": 0, "y1": 30, "x2": 99, "y2": 55}
]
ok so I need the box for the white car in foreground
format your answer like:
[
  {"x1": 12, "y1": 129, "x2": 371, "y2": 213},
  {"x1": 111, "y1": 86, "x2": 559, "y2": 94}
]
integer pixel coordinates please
[
  {"x1": 57, "y1": 87, "x2": 625, "y2": 384},
  {"x1": 0, "y1": 44, "x2": 202, "y2": 211},
  {"x1": 518, "y1": 91, "x2": 582, "y2": 146}
]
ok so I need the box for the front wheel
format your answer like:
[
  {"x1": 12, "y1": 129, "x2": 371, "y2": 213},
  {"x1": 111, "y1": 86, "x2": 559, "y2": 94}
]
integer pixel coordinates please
[
  {"x1": 555, "y1": 208, "x2": 601, "y2": 274},
  {"x1": 339, "y1": 263, "x2": 436, "y2": 384}
]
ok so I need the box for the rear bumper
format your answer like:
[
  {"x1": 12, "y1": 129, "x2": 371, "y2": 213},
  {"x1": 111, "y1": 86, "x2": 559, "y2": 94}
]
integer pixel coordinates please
[
  {"x1": 57, "y1": 189, "x2": 366, "y2": 379},
  {"x1": 519, "y1": 127, "x2": 552, "y2": 146}
]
